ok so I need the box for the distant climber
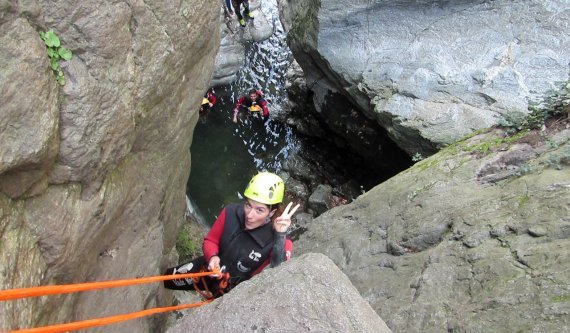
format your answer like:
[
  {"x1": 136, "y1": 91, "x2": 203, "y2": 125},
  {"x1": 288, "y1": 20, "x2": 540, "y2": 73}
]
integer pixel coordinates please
[
  {"x1": 225, "y1": 0, "x2": 253, "y2": 27},
  {"x1": 199, "y1": 90, "x2": 217, "y2": 122},
  {"x1": 232, "y1": 89, "x2": 269, "y2": 123}
]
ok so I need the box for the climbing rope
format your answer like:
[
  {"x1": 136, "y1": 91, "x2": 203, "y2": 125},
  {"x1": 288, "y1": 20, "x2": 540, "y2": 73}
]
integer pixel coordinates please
[
  {"x1": 1, "y1": 269, "x2": 230, "y2": 333},
  {"x1": 0, "y1": 270, "x2": 220, "y2": 301},
  {"x1": 9, "y1": 300, "x2": 214, "y2": 333},
  {"x1": 190, "y1": 268, "x2": 231, "y2": 300}
]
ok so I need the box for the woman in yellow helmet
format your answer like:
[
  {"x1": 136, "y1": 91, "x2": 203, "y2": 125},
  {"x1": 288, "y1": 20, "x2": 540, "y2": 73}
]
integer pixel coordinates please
[{"x1": 164, "y1": 172, "x2": 300, "y2": 297}]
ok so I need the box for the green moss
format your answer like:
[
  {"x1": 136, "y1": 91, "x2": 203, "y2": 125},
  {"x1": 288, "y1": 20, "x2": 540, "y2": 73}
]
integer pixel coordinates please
[
  {"x1": 404, "y1": 144, "x2": 472, "y2": 176},
  {"x1": 504, "y1": 129, "x2": 530, "y2": 143},
  {"x1": 466, "y1": 137, "x2": 504, "y2": 154},
  {"x1": 456, "y1": 128, "x2": 492, "y2": 143},
  {"x1": 517, "y1": 195, "x2": 530, "y2": 207},
  {"x1": 460, "y1": 129, "x2": 530, "y2": 156},
  {"x1": 413, "y1": 158, "x2": 438, "y2": 172},
  {"x1": 440, "y1": 128, "x2": 492, "y2": 155},
  {"x1": 551, "y1": 294, "x2": 570, "y2": 303},
  {"x1": 176, "y1": 224, "x2": 202, "y2": 264},
  {"x1": 440, "y1": 142, "x2": 462, "y2": 156}
]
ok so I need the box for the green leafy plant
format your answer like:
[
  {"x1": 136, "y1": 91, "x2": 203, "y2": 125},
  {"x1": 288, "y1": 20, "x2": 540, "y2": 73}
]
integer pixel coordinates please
[
  {"x1": 545, "y1": 147, "x2": 570, "y2": 170},
  {"x1": 39, "y1": 29, "x2": 72, "y2": 85},
  {"x1": 514, "y1": 163, "x2": 533, "y2": 177},
  {"x1": 411, "y1": 152, "x2": 424, "y2": 162},
  {"x1": 499, "y1": 81, "x2": 570, "y2": 133}
]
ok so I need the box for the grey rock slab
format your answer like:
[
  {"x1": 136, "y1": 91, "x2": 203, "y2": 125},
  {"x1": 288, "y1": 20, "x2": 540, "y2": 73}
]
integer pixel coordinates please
[
  {"x1": 295, "y1": 127, "x2": 570, "y2": 332},
  {"x1": 284, "y1": 0, "x2": 570, "y2": 156},
  {"x1": 166, "y1": 253, "x2": 392, "y2": 333}
]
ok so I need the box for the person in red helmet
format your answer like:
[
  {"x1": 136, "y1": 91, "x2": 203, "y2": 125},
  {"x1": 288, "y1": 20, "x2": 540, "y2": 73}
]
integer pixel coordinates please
[
  {"x1": 164, "y1": 172, "x2": 300, "y2": 297},
  {"x1": 232, "y1": 89, "x2": 269, "y2": 123}
]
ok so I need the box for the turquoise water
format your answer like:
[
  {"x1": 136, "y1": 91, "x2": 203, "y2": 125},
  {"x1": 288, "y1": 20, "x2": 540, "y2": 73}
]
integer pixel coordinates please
[
  {"x1": 187, "y1": 4, "x2": 298, "y2": 225},
  {"x1": 187, "y1": 90, "x2": 298, "y2": 225}
]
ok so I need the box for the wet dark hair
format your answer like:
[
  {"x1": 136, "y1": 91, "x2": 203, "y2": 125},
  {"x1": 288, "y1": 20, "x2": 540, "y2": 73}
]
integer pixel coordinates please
[
  {"x1": 248, "y1": 89, "x2": 257, "y2": 95},
  {"x1": 269, "y1": 203, "x2": 284, "y2": 224}
]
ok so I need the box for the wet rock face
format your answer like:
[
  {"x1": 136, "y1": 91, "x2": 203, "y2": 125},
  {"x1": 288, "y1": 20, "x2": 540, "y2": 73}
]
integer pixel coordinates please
[
  {"x1": 294, "y1": 122, "x2": 570, "y2": 332},
  {"x1": 282, "y1": 0, "x2": 570, "y2": 156},
  {"x1": 0, "y1": 17, "x2": 59, "y2": 198},
  {"x1": 0, "y1": 1, "x2": 219, "y2": 332},
  {"x1": 211, "y1": 0, "x2": 275, "y2": 86}
]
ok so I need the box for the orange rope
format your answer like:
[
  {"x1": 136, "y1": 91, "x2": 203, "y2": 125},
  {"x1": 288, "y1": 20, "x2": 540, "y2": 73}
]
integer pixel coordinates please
[
  {"x1": 8, "y1": 299, "x2": 214, "y2": 333},
  {"x1": 192, "y1": 275, "x2": 214, "y2": 300},
  {"x1": 0, "y1": 270, "x2": 220, "y2": 301},
  {"x1": 188, "y1": 269, "x2": 231, "y2": 300}
]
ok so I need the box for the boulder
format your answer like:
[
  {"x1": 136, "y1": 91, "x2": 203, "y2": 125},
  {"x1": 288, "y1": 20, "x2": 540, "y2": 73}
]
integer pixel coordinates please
[
  {"x1": 282, "y1": 0, "x2": 570, "y2": 157},
  {"x1": 295, "y1": 123, "x2": 570, "y2": 332},
  {"x1": 166, "y1": 253, "x2": 392, "y2": 333},
  {"x1": 308, "y1": 183, "x2": 333, "y2": 216},
  {"x1": 0, "y1": 1, "x2": 220, "y2": 332}
]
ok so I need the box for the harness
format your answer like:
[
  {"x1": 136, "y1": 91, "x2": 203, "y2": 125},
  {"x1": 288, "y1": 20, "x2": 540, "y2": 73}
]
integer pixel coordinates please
[{"x1": 190, "y1": 267, "x2": 232, "y2": 300}]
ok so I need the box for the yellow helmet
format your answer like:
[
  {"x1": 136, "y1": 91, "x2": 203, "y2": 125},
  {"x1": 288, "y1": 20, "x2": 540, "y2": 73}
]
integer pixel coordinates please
[
  {"x1": 244, "y1": 172, "x2": 284, "y2": 205},
  {"x1": 202, "y1": 98, "x2": 210, "y2": 105},
  {"x1": 249, "y1": 105, "x2": 262, "y2": 112}
]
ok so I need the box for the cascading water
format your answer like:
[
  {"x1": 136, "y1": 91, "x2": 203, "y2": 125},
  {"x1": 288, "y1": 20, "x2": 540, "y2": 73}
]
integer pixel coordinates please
[{"x1": 187, "y1": 0, "x2": 299, "y2": 225}]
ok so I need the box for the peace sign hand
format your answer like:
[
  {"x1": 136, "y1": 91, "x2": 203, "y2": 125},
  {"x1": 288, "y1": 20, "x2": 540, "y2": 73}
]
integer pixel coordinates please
[{"x1": 274, "y1": 202, "x2": 301, "y2": 233}]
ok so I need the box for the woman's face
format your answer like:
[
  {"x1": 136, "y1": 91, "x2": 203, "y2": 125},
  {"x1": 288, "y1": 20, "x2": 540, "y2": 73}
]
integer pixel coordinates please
[{"x1": 243, "y1": 199, "x2": 273, "y2": 230}]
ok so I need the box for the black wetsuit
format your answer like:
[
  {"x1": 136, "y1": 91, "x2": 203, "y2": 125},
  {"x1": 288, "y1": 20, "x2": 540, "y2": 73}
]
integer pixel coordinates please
[{"x1": 163, "y1": 204, "x2": 291, "y2": 296}]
